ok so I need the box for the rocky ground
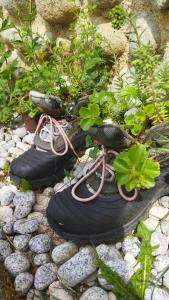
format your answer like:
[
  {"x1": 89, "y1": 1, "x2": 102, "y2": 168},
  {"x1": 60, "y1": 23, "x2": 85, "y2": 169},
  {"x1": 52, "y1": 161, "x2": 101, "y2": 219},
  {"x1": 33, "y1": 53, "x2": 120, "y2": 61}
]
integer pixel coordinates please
[{"x1": 0, "y1": 126, "x2": 169, "y2": 300}]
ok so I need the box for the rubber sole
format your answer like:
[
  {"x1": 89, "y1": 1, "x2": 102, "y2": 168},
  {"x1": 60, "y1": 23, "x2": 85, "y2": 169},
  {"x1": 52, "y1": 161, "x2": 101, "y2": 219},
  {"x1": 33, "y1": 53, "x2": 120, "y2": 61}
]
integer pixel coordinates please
[{"x1": 47, "y1": 181, "x2": 169, "y2": 245}]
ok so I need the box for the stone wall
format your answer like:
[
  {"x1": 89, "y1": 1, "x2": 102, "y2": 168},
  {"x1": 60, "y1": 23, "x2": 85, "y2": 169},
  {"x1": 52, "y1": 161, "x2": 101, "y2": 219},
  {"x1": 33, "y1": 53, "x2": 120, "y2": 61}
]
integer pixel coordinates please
[{"x1": 0, "y1": 0, "x2": 169, "y2": 78}]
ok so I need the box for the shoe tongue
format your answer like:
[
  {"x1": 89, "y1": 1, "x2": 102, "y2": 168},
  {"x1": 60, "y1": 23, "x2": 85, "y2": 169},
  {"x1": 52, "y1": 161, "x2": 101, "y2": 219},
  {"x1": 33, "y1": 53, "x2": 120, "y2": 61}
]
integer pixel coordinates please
[
  {"x1": 86, "y1": 170, "x2": 118, "y2": 196},
  {"x1": 34, "y1": 120, "x2": 71, "y2": 152}
]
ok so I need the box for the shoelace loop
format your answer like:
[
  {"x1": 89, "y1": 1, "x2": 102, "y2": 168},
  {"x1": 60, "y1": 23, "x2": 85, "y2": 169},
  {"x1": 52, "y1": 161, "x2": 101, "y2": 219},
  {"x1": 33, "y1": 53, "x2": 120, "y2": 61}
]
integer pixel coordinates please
[
  {"x1": 71, "y1": 147, "x2": 138, "y2": 202},
  {"x1": 35, "y1": 114, "x2": 77, "y2": 157}
]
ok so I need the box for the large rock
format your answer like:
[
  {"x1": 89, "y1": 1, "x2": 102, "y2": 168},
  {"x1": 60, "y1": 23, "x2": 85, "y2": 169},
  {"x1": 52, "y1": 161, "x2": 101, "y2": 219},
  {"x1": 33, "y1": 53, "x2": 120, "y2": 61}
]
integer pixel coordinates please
[
  {"x1": 58, "y1": 246, "x2": 97, "y2": 287},
  {"x1": 130, "y1": 12, "x2": 161, "y2": 54},
  {"x1": 5, "y1": 253, "x2": 30, "y2": 277},
  {"x1": 35, "y1": 0, "x2": 80, "y2": 24},
  {"x1": 96, "y1": 23, "x2": 127, "y2": 58},
  {"x1": 150, "y1": 0, "x2": 169, "y2": 9},
  {"x1": 0, "y1": 0, "x2": 29, "y2": 14},
  {"x1": 91, "y1": 0, "x2": 121, "y2": 9}
]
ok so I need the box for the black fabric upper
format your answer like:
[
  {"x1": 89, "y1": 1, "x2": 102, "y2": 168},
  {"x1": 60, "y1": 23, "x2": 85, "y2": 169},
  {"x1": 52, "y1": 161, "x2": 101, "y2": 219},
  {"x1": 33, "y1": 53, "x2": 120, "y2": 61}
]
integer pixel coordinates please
[{"x1": 46, "y1": 168, "x2": 168, "y2": 235}]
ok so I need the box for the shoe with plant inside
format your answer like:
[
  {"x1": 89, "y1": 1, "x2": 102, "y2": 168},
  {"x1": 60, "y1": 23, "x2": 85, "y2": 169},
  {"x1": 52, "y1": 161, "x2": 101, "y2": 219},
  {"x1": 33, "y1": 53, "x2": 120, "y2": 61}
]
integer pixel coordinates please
[
  {"x1": 46, "y1": 123, "x2": 169, "y2": 244},
  {"x1": 10, "y1": 114, "x2": 86, "y2": 189}
]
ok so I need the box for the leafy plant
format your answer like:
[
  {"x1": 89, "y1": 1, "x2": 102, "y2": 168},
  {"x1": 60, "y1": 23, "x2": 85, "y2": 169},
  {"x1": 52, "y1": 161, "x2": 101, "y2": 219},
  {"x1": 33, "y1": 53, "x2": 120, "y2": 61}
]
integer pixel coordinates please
[
  {"x1": 80, "y1": 103, "x2": 103, "y2": 131},
  {"x1": 67, "y1": 4, "x2": 110, "y2": 99},
  {"x1": 19, "y1": 179, "x2": 32, "y2": 191},
  {"x1": 113, "y1": 144, "x2": 160, "y2": 191},
  {"x1": 110, "y1": 5, "x2": 127, "y2": 30},
  {"x1": 131, "y1": 222, "x2": 157, "y2": 300},
  {"x1": 2, "y1": 162, "x2": 11, "y2": 175},
  {"x1": 97, "y1": 258, "x2": 139, "y2": 300}
]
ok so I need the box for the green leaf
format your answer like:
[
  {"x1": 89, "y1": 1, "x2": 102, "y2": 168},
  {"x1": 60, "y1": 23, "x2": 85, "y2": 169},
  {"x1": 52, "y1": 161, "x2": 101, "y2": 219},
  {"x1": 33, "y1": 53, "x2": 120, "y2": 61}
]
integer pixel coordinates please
[
  {"x1": 137, "y1": 221, "x2": 152, "y2": 243},
  {"x1": 113, "y1": 144, "x2": 160, "y2": 192}
]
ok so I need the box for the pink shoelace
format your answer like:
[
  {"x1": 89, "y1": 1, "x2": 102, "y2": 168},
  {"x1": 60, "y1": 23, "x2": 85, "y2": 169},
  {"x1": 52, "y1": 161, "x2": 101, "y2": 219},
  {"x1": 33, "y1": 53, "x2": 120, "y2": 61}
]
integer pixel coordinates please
[
  {"x1": 35, "y1": 114, "x2": 77, "y2": 157},
  {"x1": 71, "y1": 147, "x2": 138, "y2": 202}
]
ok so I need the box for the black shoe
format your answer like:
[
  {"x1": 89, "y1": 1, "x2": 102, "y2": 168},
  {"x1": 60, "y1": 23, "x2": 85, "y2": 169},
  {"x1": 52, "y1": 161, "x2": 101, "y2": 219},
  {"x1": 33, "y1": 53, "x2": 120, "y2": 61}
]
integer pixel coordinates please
[
  {"x1": 88, "y1": 124, "x2": 134, "y2": 150},
  {"x1": 29, "y1": 91, "x2": 64, "y2": 118},
  {"x1": 46, "y1": 149, "x2": 169, "y2": 245},
  {"x1": 10, "y1": 115, "x2": 86, "y2": 189}
]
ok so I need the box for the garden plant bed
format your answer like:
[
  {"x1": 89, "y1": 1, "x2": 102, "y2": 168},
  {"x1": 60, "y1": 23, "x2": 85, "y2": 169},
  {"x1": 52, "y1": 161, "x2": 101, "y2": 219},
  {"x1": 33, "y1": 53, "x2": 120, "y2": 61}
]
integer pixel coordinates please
[{"x1": 0, "y1": 0, "x2": 169, "y2": 299}]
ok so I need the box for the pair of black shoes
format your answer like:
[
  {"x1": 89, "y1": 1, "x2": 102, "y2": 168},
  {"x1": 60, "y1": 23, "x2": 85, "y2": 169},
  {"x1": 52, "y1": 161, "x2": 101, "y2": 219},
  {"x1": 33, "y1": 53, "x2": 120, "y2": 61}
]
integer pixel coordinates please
[{"x1": 10, "y1": 93, "x2": 169, "y2": 244}]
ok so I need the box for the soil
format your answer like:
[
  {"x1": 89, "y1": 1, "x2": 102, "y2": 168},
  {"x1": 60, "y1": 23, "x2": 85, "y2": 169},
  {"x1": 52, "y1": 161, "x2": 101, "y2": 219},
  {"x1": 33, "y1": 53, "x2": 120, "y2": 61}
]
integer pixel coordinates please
[{"x1": 0, "y1": 261, "x2": 23, "y2": 300}]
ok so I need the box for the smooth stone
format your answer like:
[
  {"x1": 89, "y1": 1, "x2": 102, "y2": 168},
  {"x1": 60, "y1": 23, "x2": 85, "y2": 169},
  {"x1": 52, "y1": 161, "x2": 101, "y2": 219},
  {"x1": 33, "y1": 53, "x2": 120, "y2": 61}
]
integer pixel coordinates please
[
  {"x1": 3, "y1": 222, "x2": 14, "y2": 235},
  {"x1": 58, "y1": 247, "x2": 97, "y2": 287},
  {"x1": 163, "y1": 269, "x2": 169, "y2": 289},
  {"x1": 15, "y1": 272, "x2": 34, "y2": 294},
  {"x1": 13, "y1": 191, "x2": 35, "y2": 207},
  {"x1": 13, "y1": 219, "x2": 39, "y2": 234},
  {"x1": 5, "y1": 253, "x2": 30, "y2": 276},
  {"x1": 4, "y1": 133, "x2": 12, "y2": 142},
  {"x1": 98, "y1": 260, "x2": 133, "y2": 290},
  {"x1": 0, "y1": 227, "x2": 5, "y2": 239},
  {"x1": 151, "y1": 0, "x2": 169, "y2": 9},
  {"x1": 145, "y1": 287, "x2": 169, "y2": 300},
  {"x1": 143, "y1": 217, "x2": 159, "y2": 231},
  {"x1": 0, "y1": 207, "x2": 14, "y2": 222},
  {"x1": 130, "y1": 12, "x2": 161, "y2": 53},
  {"x1": 34, "y1": 263, "x2": 58, "y2": 291},
  {"x1": 14, "y1": 202, "x2": 32, "y2": 219},
  {"x1": 0, "y1": 188, "x2": 14, "y2": 206},
  {"x1": 16, "y1": 142, "x2": 30, "y2": 151},
  {"x1": 26, "y1": 289, "x2": 44, "y2": 300},
  {"x1": 28, "y1": 212, "x2": 48, "y2": 234},
  {"x1": 48, "y1": 281, "x2": 73, "y2": 300},
  {"x1": 80, "y1": 287, "x2": 108, "y2": 300},
  {"x1": 3, "y1": 140, "x2": 15, "y2": 151},
  {"x1": 154, "y1": 255, "x2": 169, "y2": 272},
  {"x1": 0, "y1": 158, "x2": 7, "y2": 170},
  {"x1": 22, "y1": 133, "x2": 35, "y2": 145},
  {"x1": 149, "y1": 206, "x2": 169, "y2": 219},
  {"x1": 13, "y1": 127, "x2": 27, "y2": 138},
  {"x1": 121, "y1": 237, "x2": 140, "y2": 257},
  {"x1": 33, "y1": 193, "x2": 50, "y2": 212},
  {"x1": 108, "y1": 292, "x2": 117, "y2": 300},
  {"x1": 161, "y1": 220, "x2": 169, "y2": 236},
  {"x1": 159, "y1": 196, "x2": 169, "y2": 208},
  {"x1": 0, "y1": 240, "x2": 12, "y2": 260},
  {"x1": 29, "y1": 234, "x2": 52, "y2": 254},
  {"x1": 96, "y1": 244, "x2": 121, "y2": 263},
  {"x1": 34, "y1": 253, "x2": 50, "y2": 266},
  {"x1": 13, "y1": 234, "x2": 30, "y2": 250},
  {"x1": 124, "y1": 253, "x2": 137, "y2": 266},
  {"x1": 151, "y1": 229, "x2": 168, "y2": 256},
  {"x1": 12, "y1": 135, "x2": 21, "y2": 143},
  {"x1": 52, "y1": 242, "x2": 78, "y2": 265}
]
